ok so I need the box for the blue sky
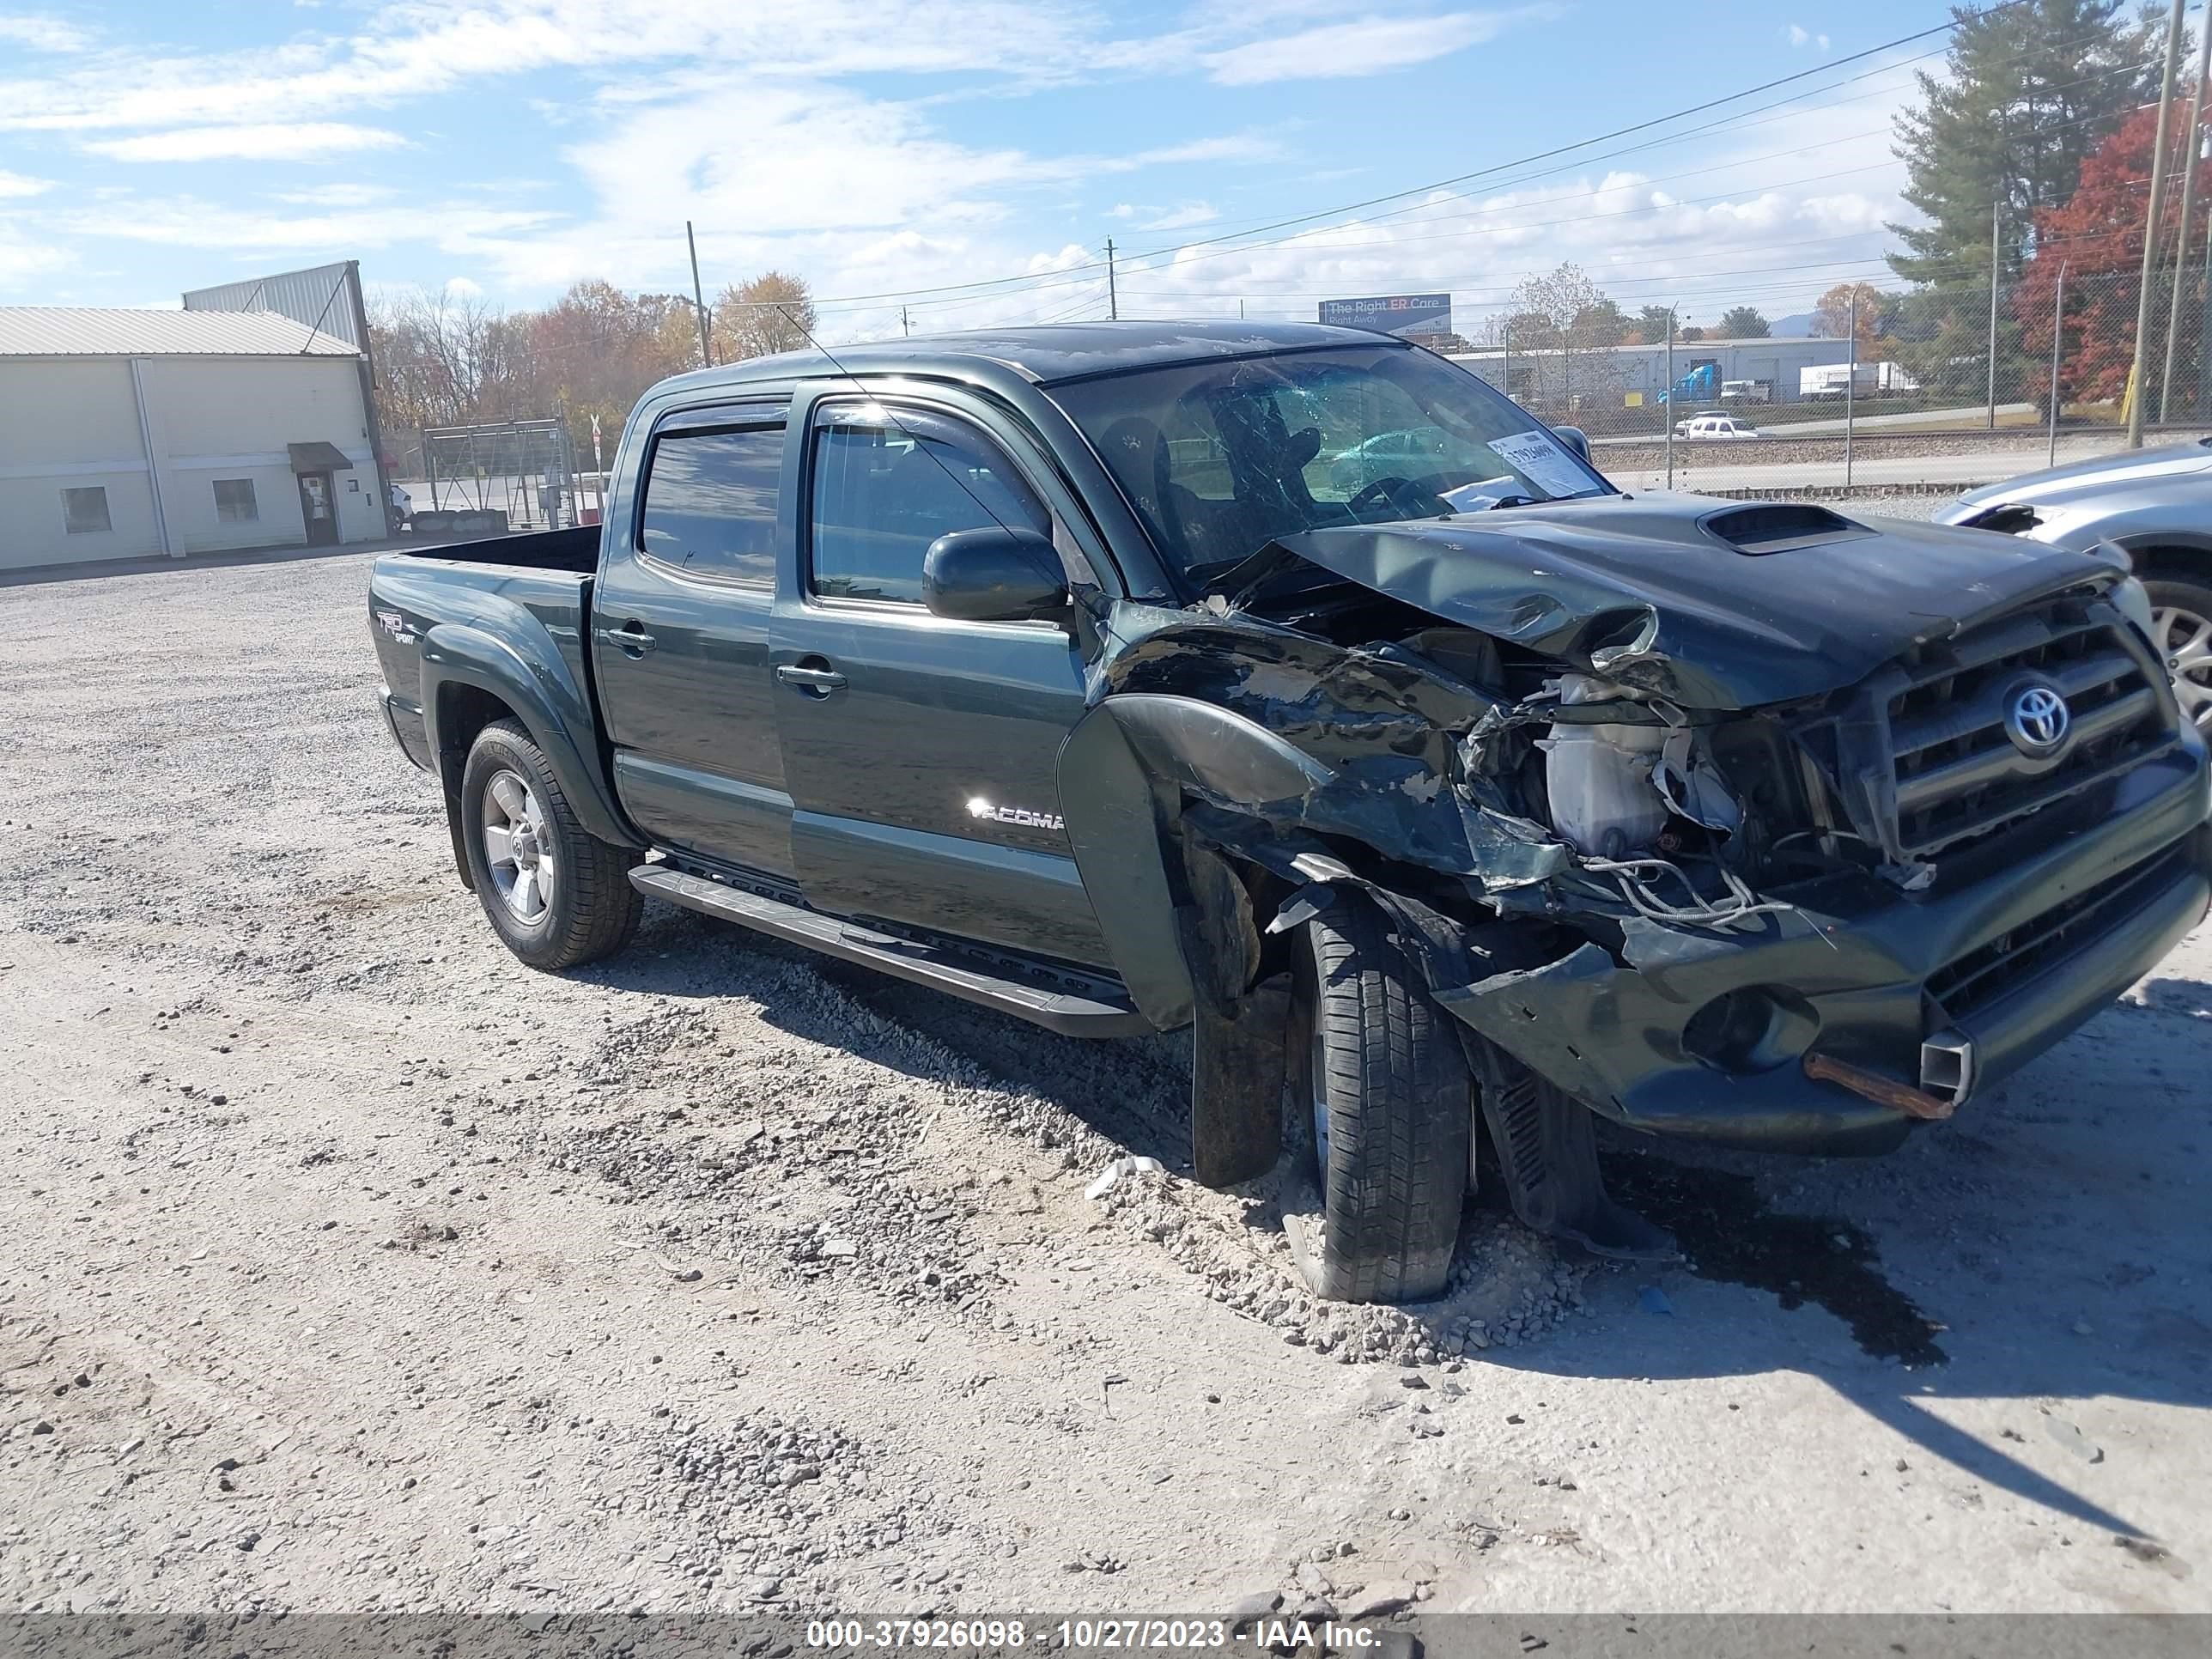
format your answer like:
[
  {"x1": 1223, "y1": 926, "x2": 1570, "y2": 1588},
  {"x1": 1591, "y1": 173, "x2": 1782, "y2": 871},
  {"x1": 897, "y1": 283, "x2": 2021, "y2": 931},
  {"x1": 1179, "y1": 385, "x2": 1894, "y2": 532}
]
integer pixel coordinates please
[{"x1": 0, "y1": 0, "x2": 1991, "y2": 340}]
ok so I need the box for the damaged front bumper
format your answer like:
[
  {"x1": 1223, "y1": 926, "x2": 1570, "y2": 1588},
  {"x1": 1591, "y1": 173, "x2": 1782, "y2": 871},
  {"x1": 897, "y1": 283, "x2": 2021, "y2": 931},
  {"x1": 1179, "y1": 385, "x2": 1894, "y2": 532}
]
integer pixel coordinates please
[{"x1": 1440, "y1": 748, "x2": 2212, "y2": 1155}]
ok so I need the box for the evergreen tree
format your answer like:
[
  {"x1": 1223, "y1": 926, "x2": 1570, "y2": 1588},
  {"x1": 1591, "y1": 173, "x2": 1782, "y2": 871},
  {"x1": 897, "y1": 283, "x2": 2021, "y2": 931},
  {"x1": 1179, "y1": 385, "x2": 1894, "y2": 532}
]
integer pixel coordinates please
[
  {"x1": 1888, "y1": 1, "x2": 2161, "y2": 287},
  {"x1": 1716, "y1": 306, "x2": 1771, "y2": 337}
]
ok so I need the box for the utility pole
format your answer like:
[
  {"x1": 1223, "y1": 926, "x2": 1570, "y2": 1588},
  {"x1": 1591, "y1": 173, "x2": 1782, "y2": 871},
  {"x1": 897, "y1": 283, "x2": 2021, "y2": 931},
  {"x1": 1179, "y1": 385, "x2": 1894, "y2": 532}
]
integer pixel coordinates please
[
  {"x1": 1845, "y1": 294, "x2": 1856, "y2": 489},
  {"x1": 2160, "y1": 16, "x2": 2212, "y2": 422},
  {"x1": 2129, "y1": 0, "x2": 2190, "y2": 448},
  {"x1": 1105, "y1": 239, "x2": 1119, "y2": 321},
  {"x1": 1987, "y1": 198, "x2": 2002, "y2": 430},
  {"x1": 1664, "y1": 307, "x2": 1676, "y2": 490},
  {"x1": 2050, "y1": 263, "x2": 2068, "y2": 468},
  {"x1": 901, "y1": 306, "x2": 911, "y2": 337},
  {"x1": 686, "y1": 220, "x2": 712, "y2": 368}
]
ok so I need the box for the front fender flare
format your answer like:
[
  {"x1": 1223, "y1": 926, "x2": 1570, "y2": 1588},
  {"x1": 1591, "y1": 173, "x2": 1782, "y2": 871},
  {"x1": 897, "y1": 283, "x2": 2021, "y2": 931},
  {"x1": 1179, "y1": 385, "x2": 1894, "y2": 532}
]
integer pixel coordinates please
[{"x1": 1056, "y1": 694, "x2": 1332, "y2": 1031}]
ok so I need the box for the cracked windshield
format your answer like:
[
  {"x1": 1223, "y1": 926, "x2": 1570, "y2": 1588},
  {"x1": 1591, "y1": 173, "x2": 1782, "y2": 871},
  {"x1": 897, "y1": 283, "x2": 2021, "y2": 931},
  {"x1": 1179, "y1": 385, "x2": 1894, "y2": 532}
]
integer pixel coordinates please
[{"x1": 1054, "y1": 346, "x2": 1609, "y2": 578}]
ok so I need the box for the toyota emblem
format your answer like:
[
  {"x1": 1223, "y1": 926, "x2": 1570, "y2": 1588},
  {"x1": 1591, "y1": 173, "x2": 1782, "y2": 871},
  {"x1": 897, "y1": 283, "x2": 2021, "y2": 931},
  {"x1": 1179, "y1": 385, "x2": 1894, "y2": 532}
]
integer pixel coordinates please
[{"x1": 2004, "y1": 683, "x2": 2071, "y2": 756}]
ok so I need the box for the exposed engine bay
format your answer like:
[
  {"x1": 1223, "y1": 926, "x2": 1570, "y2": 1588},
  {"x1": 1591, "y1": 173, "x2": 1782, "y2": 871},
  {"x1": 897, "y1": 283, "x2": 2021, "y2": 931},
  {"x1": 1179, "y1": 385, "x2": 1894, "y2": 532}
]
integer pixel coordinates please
[{"x1": 1054, "y1": 497, "x2": 2212, "y2": 1261}]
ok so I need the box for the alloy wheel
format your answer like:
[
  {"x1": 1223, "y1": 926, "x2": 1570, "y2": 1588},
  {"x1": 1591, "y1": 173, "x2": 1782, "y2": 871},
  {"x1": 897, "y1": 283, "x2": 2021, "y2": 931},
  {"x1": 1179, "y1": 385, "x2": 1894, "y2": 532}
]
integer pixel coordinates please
[
  {"x1": 481, "y1": 769, "x2": 554, "y2": 922},
  {"x1": 2153, "y1": 605, "x2": 2212, "y2": 734}
]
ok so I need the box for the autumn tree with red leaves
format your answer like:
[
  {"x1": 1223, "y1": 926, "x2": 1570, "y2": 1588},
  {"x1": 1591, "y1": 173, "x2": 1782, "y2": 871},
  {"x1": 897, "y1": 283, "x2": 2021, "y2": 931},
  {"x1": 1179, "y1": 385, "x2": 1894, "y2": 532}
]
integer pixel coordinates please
[{"x1": 2014, "y1": 98, "x2": 2212, "y2": 408}]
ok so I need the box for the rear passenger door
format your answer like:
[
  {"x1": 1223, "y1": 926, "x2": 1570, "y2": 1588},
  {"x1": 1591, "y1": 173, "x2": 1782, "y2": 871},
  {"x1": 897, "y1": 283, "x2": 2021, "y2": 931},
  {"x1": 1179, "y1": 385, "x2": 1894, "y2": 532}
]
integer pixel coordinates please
[
  {"x1": 593, "y1": 402, "x2": 798, "y2": 878},
  {"x1": 769, "y1": 395, "x2": 1111, "y2": 969}
]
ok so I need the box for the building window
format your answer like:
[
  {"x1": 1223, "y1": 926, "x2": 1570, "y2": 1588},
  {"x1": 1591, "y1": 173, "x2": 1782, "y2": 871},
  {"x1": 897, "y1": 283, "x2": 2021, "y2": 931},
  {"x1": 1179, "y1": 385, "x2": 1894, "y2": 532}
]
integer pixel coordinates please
[
  {"x1": 213, "y1": 478, "x2": 258, "y2": 523},
  {"x1": 63, "y1": 487, "x2": 111, "y2": 534}
]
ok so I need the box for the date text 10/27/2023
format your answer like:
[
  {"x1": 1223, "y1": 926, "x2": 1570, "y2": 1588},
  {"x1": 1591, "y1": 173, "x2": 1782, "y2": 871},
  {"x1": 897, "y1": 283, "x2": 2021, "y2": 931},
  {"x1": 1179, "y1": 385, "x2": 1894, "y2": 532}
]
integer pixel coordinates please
[{"x1": 804, "y1": 1620, "x2": 1400, "y2": 1650}]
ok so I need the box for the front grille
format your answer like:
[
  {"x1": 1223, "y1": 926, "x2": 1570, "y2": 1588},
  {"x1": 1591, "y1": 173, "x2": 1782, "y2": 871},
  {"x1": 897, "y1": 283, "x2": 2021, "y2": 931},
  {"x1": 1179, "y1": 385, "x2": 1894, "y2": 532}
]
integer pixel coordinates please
[
  {"x1": 1885, "y1": 598, "x2": 2172, "y2": 860},
  {"x1": 1926, "y1": 846, "x2": 2188, "y2": 1023}
]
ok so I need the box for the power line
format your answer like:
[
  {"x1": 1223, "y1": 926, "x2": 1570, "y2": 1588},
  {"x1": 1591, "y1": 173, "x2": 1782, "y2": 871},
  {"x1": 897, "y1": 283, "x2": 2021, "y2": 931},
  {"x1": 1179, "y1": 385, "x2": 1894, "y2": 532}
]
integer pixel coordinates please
[
  {"x1": 701, "y1": 6, "x2": 2020, "y2": 321},
  {"x1": 1118, "y1": 3, "x2": 2032, "y2": 267}
]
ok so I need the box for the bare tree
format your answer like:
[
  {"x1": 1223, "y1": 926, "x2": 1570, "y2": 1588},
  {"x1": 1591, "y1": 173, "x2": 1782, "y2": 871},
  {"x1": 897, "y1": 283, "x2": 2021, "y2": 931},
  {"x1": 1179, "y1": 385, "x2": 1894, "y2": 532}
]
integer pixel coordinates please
[{"x1": 1504, "y1": 264, "x2": 1624, "y2": 416}]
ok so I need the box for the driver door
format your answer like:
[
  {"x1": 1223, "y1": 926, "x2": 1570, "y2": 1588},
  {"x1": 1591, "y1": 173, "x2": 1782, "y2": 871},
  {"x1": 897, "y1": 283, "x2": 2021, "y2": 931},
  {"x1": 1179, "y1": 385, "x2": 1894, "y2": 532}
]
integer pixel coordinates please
[{"x1": 770, "y1": 394, "x2": 1110, "y2": 968}]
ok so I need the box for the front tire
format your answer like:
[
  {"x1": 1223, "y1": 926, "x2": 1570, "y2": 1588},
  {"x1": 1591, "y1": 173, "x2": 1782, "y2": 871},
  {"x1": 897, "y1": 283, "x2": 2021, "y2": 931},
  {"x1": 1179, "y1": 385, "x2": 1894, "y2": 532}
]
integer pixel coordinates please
[
  {"x1": 1290, "y1": 897, "x2": 1470, "y2": 1303},
  {"x1": 2143, "y1": 574, "x2": 2212, "y2": 737},
  {"x1": 460, "y1": 719, "x2": 641, "y2": 969}
]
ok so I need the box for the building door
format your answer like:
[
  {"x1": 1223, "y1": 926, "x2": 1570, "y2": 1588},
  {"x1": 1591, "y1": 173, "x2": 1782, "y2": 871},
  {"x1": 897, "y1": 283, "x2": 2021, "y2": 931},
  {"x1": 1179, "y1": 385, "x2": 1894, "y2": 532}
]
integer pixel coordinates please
[{"x1": 297, "y1": 472, "x2": 338, "y2": 546}]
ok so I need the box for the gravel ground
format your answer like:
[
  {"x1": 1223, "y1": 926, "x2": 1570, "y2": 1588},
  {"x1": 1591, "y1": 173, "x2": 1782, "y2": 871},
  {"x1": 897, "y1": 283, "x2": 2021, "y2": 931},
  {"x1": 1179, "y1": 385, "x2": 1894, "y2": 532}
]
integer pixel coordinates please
[{"x1": 2, "y1": 548, "x2": 2209, "y2": 1619}]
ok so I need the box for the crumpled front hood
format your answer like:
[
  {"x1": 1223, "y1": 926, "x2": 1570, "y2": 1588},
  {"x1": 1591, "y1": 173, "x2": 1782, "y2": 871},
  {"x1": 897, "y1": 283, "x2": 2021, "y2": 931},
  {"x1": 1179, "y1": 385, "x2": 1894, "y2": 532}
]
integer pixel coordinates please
[{"x1": 1269, "y1": 492, "x2": 2115, "y2": 708}]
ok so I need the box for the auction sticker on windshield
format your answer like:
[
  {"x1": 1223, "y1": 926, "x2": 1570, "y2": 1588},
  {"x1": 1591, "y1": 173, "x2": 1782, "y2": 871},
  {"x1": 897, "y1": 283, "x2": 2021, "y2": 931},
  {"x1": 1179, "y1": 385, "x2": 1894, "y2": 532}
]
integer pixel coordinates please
[{"x1": 1490, "y1": 429, "x2": 1590, "y2": 498}]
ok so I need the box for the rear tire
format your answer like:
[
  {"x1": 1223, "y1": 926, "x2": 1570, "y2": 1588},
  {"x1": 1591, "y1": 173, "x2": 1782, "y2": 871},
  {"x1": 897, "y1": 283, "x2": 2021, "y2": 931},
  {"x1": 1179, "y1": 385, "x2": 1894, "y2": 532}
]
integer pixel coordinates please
[
  {"x1": 460, "y1": 719, "x2": 641, "y2": 970},
  {"x1": 2142, "y1": 574, "x2": 2212, "y2": 737},
  {"x1": 1290, "y1": 897, "x2": 1470, "y2": 1303}
]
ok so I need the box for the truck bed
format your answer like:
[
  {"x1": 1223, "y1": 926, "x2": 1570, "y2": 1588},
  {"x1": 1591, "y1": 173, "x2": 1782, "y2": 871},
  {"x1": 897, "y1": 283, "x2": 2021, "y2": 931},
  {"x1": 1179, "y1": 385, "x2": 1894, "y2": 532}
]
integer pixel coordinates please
[
  {"x1": 397, "y1": 525, "x2": 600, "y2": 573},
  {"x1": 368, "y1": 535, "x2": 600, "y2": 776}
]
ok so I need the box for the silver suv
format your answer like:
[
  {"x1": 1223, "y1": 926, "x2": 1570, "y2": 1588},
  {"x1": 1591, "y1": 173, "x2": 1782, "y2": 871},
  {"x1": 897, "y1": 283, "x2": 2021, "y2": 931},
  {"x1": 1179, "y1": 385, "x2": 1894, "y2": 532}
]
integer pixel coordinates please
[{"x1": 1938, "y1": 438, "x2": 2212, "y2": 732}]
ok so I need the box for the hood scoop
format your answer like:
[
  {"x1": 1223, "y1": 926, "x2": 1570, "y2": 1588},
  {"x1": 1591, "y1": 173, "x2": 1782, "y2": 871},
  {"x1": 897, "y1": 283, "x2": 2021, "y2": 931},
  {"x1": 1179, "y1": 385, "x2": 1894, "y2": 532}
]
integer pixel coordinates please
[{"x1": 1700, "y1": 502, "x2": 1869, "y2": 556}]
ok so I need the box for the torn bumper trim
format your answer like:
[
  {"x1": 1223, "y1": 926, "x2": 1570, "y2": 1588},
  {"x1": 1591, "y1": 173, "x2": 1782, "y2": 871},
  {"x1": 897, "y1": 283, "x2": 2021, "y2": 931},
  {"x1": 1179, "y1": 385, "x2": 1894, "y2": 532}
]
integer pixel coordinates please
[{"x1": 1438, "y1": 752, "x2": 2212, "y2": 1155}]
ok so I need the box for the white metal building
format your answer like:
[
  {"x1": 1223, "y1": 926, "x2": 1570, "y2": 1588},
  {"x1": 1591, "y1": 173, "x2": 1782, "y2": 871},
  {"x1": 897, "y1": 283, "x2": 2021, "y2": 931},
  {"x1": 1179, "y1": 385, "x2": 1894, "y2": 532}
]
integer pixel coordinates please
[
  {"x1": 0, "y1": 307, "x2": 386, "y2": 572},
  {"x1": 1449, "y1": 335, "x2": 1856, "y2": 408}
]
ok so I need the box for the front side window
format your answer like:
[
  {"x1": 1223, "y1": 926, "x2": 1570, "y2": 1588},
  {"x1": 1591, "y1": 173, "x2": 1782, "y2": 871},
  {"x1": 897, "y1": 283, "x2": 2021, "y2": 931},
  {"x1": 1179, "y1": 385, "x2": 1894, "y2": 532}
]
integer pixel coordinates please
[
  {"x1": 214, "y1": 478, "x2": 258, "y2": 523},
  {"x1": 808, "y1": 404, "x2": 1048, "y2": 605},
  {"x1": 639, "y1": 423, "x2": 786, "y2": 587},
  {"x1": 1050, "y1": 344, "x2": 1609, "y2": 584},
  {"x1": 63, "y1": 486, "x2": 110, "y2": 534}
]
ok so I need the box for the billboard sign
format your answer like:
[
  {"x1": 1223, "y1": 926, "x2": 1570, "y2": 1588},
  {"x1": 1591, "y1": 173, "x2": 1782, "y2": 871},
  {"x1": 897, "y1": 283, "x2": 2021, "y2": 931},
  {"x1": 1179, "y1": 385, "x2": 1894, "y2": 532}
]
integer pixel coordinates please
[{"x1": 1319, "y1": 292, "x2": 1452, "y2": 338}]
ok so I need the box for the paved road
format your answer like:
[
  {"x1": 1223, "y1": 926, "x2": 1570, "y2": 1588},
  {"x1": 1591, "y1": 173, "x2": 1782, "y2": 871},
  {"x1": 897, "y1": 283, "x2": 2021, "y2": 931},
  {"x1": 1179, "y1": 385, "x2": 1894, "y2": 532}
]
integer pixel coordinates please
[{"x1": 1607, "y1": 438, "x2": 2117, "y2": 495}]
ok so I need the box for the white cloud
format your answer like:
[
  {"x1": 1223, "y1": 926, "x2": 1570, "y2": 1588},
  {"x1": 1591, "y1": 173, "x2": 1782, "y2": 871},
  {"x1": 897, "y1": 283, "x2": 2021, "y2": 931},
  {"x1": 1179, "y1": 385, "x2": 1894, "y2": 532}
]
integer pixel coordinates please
[
  {"x1": 271, "y1": 181, "x2": 397, "y2": 207},
  {"x1": 0, "y1": 168, "x2": 53, "y2": 198},
  {"x1": 444, "y1": 275, "x2": 484, "y2": 297},
  {"x1": 52, "y1": 195, "x2": 561, "y2": 259},
  {"x1": 1108, "y1": 203, "x2": 1137, "y2": 219},
  {"x1": 82, "y1": 123, "x2": 410, "y2": 163},
  {"x1": 1784, "y1": 25, "x2": 1831, "y2": 51},
  {"x1": 0, "y1": 14, "x2": 93, "y2": 52},
  {"x1": 0, "y1": 2, "x2": 1097, "y2": 134},
  {"x1": 0, "y1": 228, "x2": 69, "y2": 291},
  {"x1": 1205, "y1": 9, "x2": 1534, "y2": 85},
  {"x1": 1141, "y1": 202, "x2": 1220, "y2": 231}
]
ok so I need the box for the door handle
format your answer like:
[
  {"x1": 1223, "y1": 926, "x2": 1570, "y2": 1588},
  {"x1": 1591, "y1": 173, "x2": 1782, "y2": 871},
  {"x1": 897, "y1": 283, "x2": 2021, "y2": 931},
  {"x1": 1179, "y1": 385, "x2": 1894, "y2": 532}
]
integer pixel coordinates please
[
  {"x1": 597, "y1": 620, "x2": 656, "y2": 656},
  {"x1": 776, "y1": 661, "x2": 848, "y2": 696}
]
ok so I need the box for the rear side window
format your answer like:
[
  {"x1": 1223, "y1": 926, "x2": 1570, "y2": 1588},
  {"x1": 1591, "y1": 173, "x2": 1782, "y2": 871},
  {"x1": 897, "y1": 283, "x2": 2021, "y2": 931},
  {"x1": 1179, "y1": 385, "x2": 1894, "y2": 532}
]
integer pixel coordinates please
[
  {"x1": 808, "y1": 405, "x2": 1048, "y2": 605},
  {"x1": 639, "y1": 424, "x2": 785, "y2": 587}
]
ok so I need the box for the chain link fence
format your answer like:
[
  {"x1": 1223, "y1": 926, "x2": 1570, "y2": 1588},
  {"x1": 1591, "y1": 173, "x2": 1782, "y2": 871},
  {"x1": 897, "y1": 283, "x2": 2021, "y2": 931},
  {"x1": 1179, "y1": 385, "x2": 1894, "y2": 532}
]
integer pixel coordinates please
[
  {"x1": 385, "y1": 418, "x2": 583, "y2": 537},
  {"x1": 1448, "y1": 264, "x2": 2212, "y2": 488}
]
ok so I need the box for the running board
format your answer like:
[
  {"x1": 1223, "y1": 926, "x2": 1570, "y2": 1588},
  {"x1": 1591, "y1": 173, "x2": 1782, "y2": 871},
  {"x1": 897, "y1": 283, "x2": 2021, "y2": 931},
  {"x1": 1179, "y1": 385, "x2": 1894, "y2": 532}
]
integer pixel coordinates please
[{"x1": 629, "y1": 865, "x2": 1151, "y2": 1039}]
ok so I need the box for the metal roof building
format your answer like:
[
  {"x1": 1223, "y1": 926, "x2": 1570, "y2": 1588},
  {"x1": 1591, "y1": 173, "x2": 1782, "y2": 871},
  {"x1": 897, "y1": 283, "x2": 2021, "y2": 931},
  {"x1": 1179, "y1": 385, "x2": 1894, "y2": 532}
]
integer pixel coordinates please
[
  {"x1": 0, "y1": 306, "x2": 386, "y2": 571},
  {"x1": 0, "y1": 307, "x2": 362, "y2": 359}
]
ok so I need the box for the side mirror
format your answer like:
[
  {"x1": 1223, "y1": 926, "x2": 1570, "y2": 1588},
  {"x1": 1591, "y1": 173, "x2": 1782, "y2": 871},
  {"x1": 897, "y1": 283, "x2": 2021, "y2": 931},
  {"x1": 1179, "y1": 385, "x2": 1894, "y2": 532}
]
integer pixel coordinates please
[
  {"x1": 923, "y1": 526, "x2": 1070, "y2": 623},
  {"x1": 1552, "y1": 424, "x2": 1591, "y2": 463}
]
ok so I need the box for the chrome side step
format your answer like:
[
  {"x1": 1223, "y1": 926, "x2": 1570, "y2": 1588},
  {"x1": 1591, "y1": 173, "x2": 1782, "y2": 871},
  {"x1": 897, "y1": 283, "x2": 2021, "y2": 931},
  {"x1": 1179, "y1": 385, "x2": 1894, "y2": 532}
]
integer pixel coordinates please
[{"x1": 629, "y1": 865, "x2": 1150, "y2": 1039}]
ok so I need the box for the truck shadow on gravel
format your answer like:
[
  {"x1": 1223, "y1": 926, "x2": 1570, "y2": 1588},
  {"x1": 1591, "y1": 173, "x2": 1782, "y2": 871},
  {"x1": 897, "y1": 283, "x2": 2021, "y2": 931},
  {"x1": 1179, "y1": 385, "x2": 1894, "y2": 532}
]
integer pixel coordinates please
[
  {"x1": 581, "y1": 905, "x2": 1195, "y2": 1166},
  {"x1": 1480, "y1": 976, "x2": 2212, "y2": 1546},
  {"x1": 591, "y1": 905, "x2": 2210, "y2": 1547}
]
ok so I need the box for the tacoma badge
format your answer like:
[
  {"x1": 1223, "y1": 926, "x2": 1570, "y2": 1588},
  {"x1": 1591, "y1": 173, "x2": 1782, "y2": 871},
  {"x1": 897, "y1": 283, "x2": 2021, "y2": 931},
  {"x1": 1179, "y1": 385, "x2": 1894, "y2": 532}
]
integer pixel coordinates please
[{"x1": 967, "y1": 796, "x2": 1065, "y2": 831}]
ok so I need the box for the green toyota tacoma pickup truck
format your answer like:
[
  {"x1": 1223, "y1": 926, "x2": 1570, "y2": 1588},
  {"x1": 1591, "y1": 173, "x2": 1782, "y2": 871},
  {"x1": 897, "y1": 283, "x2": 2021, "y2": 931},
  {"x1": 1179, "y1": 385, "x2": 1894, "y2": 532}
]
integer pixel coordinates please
[{"x1": 368, "y1": 322, "x2": 2211, "y2": 1304}]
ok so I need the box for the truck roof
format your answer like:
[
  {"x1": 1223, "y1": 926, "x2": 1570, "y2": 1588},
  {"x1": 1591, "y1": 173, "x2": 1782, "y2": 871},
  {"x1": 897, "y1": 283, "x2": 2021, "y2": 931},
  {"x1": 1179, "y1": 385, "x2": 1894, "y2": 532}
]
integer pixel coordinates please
[{"x1": 653, "y1": 319, "x2": 1409, "y2": 393}]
